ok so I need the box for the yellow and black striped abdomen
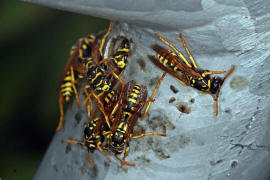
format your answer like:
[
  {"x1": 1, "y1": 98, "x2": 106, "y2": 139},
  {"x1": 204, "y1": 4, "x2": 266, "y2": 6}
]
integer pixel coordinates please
[
  {"x1": 123, "y1": 84, "x2": 141, "y2": 119},
  {"x1": 60, "y1": 70, "x2": 74, "y2": 102},
  {"x1": 157, "y1": 49, "x2": 181, "y2": 72},
  {"x1": 104, "y1": 90, "x2": 118, "y2": 113}
]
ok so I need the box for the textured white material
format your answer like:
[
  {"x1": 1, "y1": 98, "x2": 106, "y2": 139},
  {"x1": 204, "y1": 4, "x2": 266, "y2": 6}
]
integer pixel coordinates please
[{"x1": 29, "y1": 0, "x2": 270, "y2": 179}]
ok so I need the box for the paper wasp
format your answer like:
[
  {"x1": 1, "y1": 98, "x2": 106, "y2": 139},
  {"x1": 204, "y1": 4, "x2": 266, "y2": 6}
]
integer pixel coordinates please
[
  {"x1": 148, "y1": 33, "x2": 235, "y2": 115},
  {"x1": 83, "y1": 36, "x2": 132, "y2": 123},
  {"x1": 57, "y1": 40, "x2": 89, "y2": 132},
  {"x1": 104, "y1": 73, "x2": 167, "y2": 166},
  {"x1": 66, "y1": 87, "x2": 122, "y2": 168},
  {"x1": 57, "y1": 21, "x2": 124, "y2": 131},
  {"x1": 66, "y1": 114, "x2": 111, "y2": 167}
]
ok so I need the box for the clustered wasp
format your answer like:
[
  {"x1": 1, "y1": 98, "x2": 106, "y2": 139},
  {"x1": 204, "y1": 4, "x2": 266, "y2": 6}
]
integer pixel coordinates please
[{"x1": 56, "y1": 21, "x2": 235, "y2": 167}]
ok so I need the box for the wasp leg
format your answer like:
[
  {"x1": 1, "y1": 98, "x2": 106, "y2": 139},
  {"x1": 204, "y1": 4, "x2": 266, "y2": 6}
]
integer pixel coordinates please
[
  {"x1": 130, "y1": 132, "x2": 166, "y2": 139},
  {"x1": 102, "y1": 130, "x2": 111, "y2": 136},
  {"x1": 107, "y1": 68, "x2": 125, "y2": 90},
  {"x1": 224, "y1": 65, "x2": 235, "y2": 80},
  {"x1": 115, "y1": 154, "x2": 135, "y2": 167},
  {"x1": 155, "y1": 33, "x2": 192, "y2": 68},
  {"x1": 121, "y1": 142, "x2": 136, "y2": 167},
  {"x1": 67, "y1": 139, "x2": 94, "y2": 167},
  {"x1": 105, "y1": 67, "x2": 118, "y2": 78},
  {"x1": 96, "y1": 29, "x2": 107, "y2": 37},
  {"x1": 87, "y1": 107, "x2": 99, "y2": 124},
  {"x1": 179, "y1": 34, "x2": 198, "y2": 70},
  {"x1": 203, "y1": 71, "x2": 226, "y2": 76},
  {"x1": 83, "y1": 90, "x2": 92, "y2": 106},
  {"x1": 99, "y1": 21, "x2": 113, "y2": 57},
  {"x1": 109, "y1": 102, "x2": 120, "y2": 122},
  {"x1": 92, "y1": 91, "x2": 111, "y2": 129},
  {"x1": 88, "y1": 151, "x2": 94, "y2": 167},
  {"x1": 104, "y1": 67, "x2": 125, "y2": 91},
  {"x1": 83, "y1": 90, "x2": 111, "y2": 128},
  {"x1": 133, "y1": 129, "x2": 142, "y2": 134},
  {"x1": 98, "y1": 58, "x2": 111, "y2": 66},
  {"x1": 214, "y1": 98, "x2": 219, "y2": 116},
  {"x1": 97, "y1": 142, "x2": 111, "y2": 163},
  {"x1": 56, "y1": 94, "x2": 65, "y2": 132},
  {"x1": 84, "y1": 86, "x2": 92, "y2": 117},
  {"x1": 200, "y1": 90, "x2": 219, "y2": 116},
  {"x1": 141, "y1": 72, "x2": 167, "y2": 118},
  {"x1": 66, "y1": 139, "x2": 83, "y2": 145},
  {"x1": 70, "y1": 66, "x2": 81, "y2": 109}
]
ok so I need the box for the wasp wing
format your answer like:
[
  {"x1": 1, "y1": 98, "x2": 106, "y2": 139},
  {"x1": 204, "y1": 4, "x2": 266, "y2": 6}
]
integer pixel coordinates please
[
  {"x1": 148, "y1": 55, "x2": 190, "y2": 86},
  {"x1": 151, "y1": 45, "x2": 201, "y2": 79},
  {"x1": 125, "y1": 84, "x2": 147, "y2": 139},
  {"x1": 57, "y1": 43, "x2": 84, "y2": 92}
]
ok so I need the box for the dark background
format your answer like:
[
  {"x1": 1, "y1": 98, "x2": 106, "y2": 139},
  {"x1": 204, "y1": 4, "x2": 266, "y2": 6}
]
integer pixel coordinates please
[{"x1": 0, "y1": 1, "x2": 108, "y2": 179}]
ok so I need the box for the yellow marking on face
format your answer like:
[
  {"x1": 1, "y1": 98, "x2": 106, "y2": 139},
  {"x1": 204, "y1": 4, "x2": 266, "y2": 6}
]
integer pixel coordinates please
[
  {"x1": 105, "y1": 97, "x2": 109, "y2": 103},
  {"x1": 192, "y1": 80, "x2": 195, "y2": 84},
  {"x1": 117, "y1": 61, "x2": 125, "y2": 69},
  {"x1": 208, "y1": 80, "x2": 211, "y2": 88},
  {"x1": 102, "y1": 85, "x2": 110, "y2": 92}
]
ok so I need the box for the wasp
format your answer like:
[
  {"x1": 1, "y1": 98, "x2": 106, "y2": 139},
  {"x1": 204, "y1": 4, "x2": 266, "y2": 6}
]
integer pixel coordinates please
[
  {"x1": 106, "y1": 36, "x2": 131, "y2": 73},
  {"x1": 66, "y1": 113, "x2": 111, "y2": 167},
  {"x1": 148, "y1": 33, "x2": 235, "y2": 115},
  {"x1": 66, "y1": 86, "x2": 122, "y2": 168},
  {"x1": 83, "y1": 36, "x2": 131, "y2": 122},
  {"x1": 57, "y1": 40, "x2": 90, "y2": 131},
  {"x1": 104, "y1": 72, "x2": 167, "y2": 166},
  {"x1": 57, "y1": 21, "x2": 123, "y2": 131}
]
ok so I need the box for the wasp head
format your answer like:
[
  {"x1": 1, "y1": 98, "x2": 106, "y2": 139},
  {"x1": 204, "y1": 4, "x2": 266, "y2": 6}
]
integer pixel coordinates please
[{"x1": 210, "y1": 76, "x2": 223, "y2": 94}]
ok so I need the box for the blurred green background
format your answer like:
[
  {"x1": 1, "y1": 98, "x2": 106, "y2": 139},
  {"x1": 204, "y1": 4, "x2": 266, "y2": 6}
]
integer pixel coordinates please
[{"x1": 0, "y1": 1, "x2": 108, "y2": 179}]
